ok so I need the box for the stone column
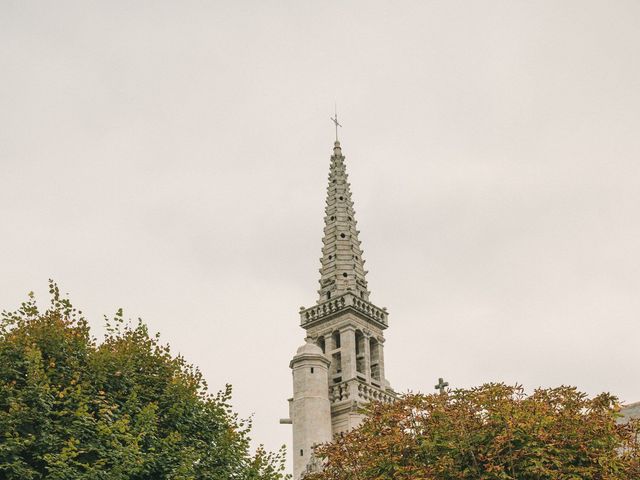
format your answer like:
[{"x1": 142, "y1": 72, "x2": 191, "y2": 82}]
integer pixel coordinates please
[
  {"x1": 339, "y1": 326, "x2": 357, "y2": 381},
  {"x1": 326, "y1": 332, "x2": 338, "y2": 378},
  {"x1": 362, "y1": 331, "x2": 371, "y2": 383},
  {"x1": 322, "y1": 333, "x2": 332, "y2": 356},
  {"x1": 377, "y1": 337, "x2": 387, "y2": 387}
]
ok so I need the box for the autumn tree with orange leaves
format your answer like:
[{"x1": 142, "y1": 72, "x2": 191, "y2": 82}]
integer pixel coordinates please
[{"x1": 307, "y1": 384, "x2": 640, "y2": 480}]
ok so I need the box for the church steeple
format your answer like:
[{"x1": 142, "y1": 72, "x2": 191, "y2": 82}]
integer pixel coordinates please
[
  {"x1": 318, "y1": 140, "x2": 370, "y2": 303},
  {"x1": 287, "y1": 130, "x2": 394, "y2": 480}
]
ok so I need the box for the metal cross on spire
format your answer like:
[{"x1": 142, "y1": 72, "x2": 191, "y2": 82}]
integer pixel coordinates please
[
  {"x1": 434, "y1": 377, "x2": 449, "y2": 394},
  {"x1": 330, "y1": 105, "x2": 342, "y2": 142}
]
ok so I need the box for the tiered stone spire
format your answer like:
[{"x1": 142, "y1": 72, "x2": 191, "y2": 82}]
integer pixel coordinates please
[
  {"x1": 318, "y1": 141, "x2": 369, "y2": 303},
  {"x1": 288, "y1": 133, "x2": 394, "y2": 480}
]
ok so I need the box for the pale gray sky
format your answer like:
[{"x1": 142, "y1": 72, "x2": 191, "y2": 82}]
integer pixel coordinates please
[{"x1": 2, "y1": 0, "x2": 639, "y2": 469}]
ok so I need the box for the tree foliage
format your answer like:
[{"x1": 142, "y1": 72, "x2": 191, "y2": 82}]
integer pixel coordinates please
[
  {"x1": 0, "y1": 282, "x2": 288, "y2": 480},
  {"x1": 308, "y1": 383, "x2": 640, "y2": 480}
]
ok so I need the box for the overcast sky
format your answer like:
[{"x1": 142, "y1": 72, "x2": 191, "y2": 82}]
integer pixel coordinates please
[{"x1": 2, "y1": 0, "x2": 639, "y2": 469}]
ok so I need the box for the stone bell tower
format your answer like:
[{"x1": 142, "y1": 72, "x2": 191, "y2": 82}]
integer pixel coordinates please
[{"x1": 284, "y1": 139, "x2": 395, "y2": 480}]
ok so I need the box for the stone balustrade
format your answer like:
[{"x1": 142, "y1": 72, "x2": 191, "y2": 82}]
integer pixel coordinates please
[
  {"x1": 300, "y1": 293, "x2": 388, "y2": 328},
  {"x1": 329, "y1": 382, "x2": 351, "y2": 403},
  {"x1": 329, "y1": 378, "x2": 396, "y2": 405},
  {"x1": 356, "y1": 382, "x2": 395, "y2": 404}
]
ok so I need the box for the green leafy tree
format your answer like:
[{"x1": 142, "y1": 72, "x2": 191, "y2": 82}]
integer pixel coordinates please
[
  {"x1": 0, "y1": 282, "x2": 288, "y2": 480},
  {"x1": 308, "y1": 383, "x2": 640, "y2": 480}
]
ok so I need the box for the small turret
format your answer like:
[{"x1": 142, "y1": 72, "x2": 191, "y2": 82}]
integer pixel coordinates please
[{"x1": 289, "y1": 337, "x2": 332, "y2": 479}]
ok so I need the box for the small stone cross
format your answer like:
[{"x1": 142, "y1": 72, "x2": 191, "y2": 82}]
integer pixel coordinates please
[{"x1": 434, "y1": 377, "x2": 449, "y2": 394}]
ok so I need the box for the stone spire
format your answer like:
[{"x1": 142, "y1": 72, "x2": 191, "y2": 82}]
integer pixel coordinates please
[
  {"x1": 288, "y1": 135, "x2": 394, "y2": 480},
  {"x1": 317, "y1": 140, "x2": 369, "y2": 303}
]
